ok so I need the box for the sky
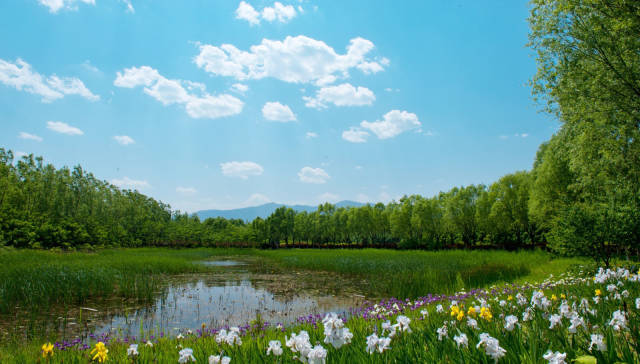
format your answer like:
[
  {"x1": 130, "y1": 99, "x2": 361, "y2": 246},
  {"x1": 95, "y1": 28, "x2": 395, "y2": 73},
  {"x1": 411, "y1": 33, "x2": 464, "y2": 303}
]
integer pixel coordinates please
[{"x1": 0, "y1": 0, "x2": 559, "y2": 212}]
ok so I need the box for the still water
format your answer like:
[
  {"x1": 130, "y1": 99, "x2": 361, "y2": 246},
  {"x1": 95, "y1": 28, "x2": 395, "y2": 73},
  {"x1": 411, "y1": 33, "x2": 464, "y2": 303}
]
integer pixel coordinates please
[{"x1": 3, "y1": 258, "x2": 371, "y2": 341}]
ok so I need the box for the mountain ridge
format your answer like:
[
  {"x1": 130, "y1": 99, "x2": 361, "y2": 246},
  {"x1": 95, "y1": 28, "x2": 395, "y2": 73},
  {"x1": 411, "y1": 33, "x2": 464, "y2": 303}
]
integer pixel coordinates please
[{"x1": 195, "y1": 200, "x2": 365, "y2": 221}]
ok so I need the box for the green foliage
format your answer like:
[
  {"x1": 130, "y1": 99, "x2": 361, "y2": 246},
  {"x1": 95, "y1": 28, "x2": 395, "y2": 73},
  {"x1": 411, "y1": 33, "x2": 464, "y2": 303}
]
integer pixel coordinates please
[{"x1": 527, "y1": 0, "x2": 640, "y2": 264}]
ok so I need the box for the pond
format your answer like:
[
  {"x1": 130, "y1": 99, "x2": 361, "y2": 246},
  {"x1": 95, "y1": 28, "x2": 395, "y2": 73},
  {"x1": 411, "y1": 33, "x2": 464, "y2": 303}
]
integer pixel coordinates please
[{"x1": 1, "y1": 258, "x2": 372, "y2": 342}]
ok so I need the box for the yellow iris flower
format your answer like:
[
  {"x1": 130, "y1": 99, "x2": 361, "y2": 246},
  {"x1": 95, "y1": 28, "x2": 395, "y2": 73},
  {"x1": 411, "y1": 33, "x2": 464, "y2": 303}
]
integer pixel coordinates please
[
  {"x1": 450, "y1": 305, "x2": 461, "y2": 317},
  {"x1": 467, "y1": 306, "x2": 476, "y2": 317},
  {"x1": 41, "y1": 342, "x2": 54, "y2": 358},
  {"x1": 595, "y1": 289, "x2": 602, "y2": 296},
  {"x1": 91, "y1": 342, "x2": 108, "y2": 363},
  {"x1": 479, "y1": 307, "x2": 492, "y2": 321}
]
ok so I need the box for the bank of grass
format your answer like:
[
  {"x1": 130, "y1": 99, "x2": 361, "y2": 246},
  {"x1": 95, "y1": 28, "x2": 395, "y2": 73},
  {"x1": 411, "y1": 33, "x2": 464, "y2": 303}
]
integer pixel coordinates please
[
  {"x1": 0, "y1": 248, "x2": 246, "y2": 314},
  {"x1": 254, "y1": 249, "x2": 586, "y2": 299}
]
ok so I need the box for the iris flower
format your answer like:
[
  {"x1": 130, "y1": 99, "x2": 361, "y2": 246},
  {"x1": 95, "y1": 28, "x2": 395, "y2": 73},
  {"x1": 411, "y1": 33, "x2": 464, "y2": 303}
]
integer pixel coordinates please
[
  {"x1": 90, "y1": 342, "x2": 108, "y2": 363},
  {"x1": 41, "y1": 342, "x2": 54, "y2": 358},
  {"x1": 209, "y1": 355, "x2": 231, "y2": 364},
  {"x1": 267, "y1": 340, "x2": 283, "y2": 356}
]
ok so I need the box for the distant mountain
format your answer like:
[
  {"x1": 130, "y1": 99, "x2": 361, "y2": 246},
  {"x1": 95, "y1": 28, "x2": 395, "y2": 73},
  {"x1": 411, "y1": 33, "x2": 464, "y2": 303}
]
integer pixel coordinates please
[{"x1": 195, "y1": 200, "x2": 365, "y2": 221}]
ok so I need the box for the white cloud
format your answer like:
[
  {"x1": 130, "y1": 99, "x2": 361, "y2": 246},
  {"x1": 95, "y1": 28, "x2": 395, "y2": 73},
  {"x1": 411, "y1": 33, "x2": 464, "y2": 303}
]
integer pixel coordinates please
[
  {"x1": 357, "y1": 61, "x2": 384, "y2": 74},
  {"x1": 245, "y1": 193, "x2": 271, "y2": 206},
  {"x1": 262, "y1": 2, "x2": 296, "y2": 23},
  {"x1": 230, "y1": 83, "x2": 249, "y2": 94},
  {"x1": 262, "y1": 101, "x2": 296, "y2": 122},
  {"x1": 114, "y1": 66, "x2": 244, "y2": 119},
  {"x1": 360, "y1": 110, "x2": 421, "y2": 139},
  {"x1": 176, "y1": 186, "x2": 197, "y2": 195},
  {"x1": 220, "y1": 161, "x2": 264, "y2": 179},
  {"x1": 19, "y1": 132, "x2": 43, "y2": 142},
  {"x1": 194, "y1": 36, "x2": 385, "y2": 85},
  {"x1": 342, "y1": 127, "x2": 369, "y2": 143},
  {"x1": 499, "y1": 135, "x2": 509, "y2": 140},
  {"x1": 38, "y1": 0, "x2": 95, "y2": 13},
  {"x1": 111, "y1": 176, "x2": 150, "y2": 190},
  {"x1": 317, "y1": 192, "x2": 339, "y2": 203},
  {"x1": 114, "y1": 135, "x2": 135, "y2": 145},
  {"x1": 303, "y1": 83, "x2": 375, "y2": 109},
  {"x1": 305, "y1": 131, "x2": 318, "y2": 139},
  {"x1": 81, "y1": 60, "x2": 101, "y2": 74},
  {"x1": 236, "y1": 1, "x2": 296, "y2": 25},
  {"x1": 355, "y1": 165, "x2": 363, "y2": 170},
  {"x1": 0, "y1": 58, "x2": 99, "y2": 102},
  {"x1": 46, "y1": 121, "x2": 83, "y2": 136},
  {"x1": 298, "y1": 166, "x2": 330, "y2": 184},
  {"x1": 514, "y1": 133, "x2": 529, "y2": 138},
  {"x1": 235, "y1": 1, "x2": 261, "y2": 25}
]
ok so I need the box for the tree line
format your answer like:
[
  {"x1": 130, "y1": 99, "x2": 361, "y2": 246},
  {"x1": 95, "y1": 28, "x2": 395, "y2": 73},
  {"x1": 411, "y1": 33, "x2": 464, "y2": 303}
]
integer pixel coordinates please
[{"x1": 1, "y1": 1, "x2": 639, "y2": 264}]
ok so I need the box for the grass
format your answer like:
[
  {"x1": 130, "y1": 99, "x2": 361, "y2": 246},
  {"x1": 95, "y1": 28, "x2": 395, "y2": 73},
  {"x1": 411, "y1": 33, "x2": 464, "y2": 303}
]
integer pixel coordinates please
[
  {"x1": 1, "y1": 264, "x2": 638, "y2": 363},
  {"x1": 253, "y1": 249, "x2": 586, "y2": 299},
  {"x1": 0, "y1": 247, "x2": 589, "y2": 361},
  {"x1": 0, "y1": 248, "x2": 248, "y2": 314},
  {"x1": 0, "y1": 248, "x2": 585, "y2": 314}
]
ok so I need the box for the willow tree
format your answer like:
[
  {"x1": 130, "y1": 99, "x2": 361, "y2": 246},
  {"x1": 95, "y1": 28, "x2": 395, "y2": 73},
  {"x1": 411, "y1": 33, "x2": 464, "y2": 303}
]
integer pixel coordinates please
[{"x1": 528, "y1": 0, "x2": 640, "y2": 262}]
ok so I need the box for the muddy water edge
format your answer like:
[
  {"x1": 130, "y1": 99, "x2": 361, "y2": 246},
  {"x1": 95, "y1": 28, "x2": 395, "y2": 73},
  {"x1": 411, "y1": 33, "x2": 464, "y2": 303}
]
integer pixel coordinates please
[{"x1": 0, "y1": 257, "x2": 373, "y2": 343}]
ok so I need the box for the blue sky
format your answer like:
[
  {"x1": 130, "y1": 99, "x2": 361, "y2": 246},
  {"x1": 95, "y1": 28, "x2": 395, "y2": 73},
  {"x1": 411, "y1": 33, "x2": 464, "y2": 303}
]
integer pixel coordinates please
[{"x1": 0, "y1": 0, "x2": 558, "y2": 212}]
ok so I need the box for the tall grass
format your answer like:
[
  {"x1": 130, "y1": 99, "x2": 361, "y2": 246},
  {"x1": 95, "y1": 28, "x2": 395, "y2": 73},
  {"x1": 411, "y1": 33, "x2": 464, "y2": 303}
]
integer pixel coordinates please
[
  {"x1": 254, "y1": 249, "x2": 585, "y2": 299},
  {"x1": 0, "y1": 248, "x2": 583, "y2": 314},
  {"x1": 0, "y1": 248, "x2": 245, "y2": 313}
]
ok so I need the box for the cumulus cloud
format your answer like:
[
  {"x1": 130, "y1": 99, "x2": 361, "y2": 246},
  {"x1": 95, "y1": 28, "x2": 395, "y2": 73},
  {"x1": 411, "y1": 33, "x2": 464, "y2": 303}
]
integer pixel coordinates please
[
  {"x1": 220, "y1": 161, "x2": 264, "y2": 179},
  {"x1": 342, "y1": 110, "x2": 421, "y2": 142},
  {"x1": 46, "y1": 121, "x2": 83, "y2": 136},
  {"x1": 19, "y1": 132, "x2": 43, "y2": 142},
  {"x1": 360, "y1": 110, "x2": 421, "y2": 139},
  {"x1": 114, "y1": 135, "x2": 135, "y2": 145},
  {"x1": 298, "y1": 166, "x2": 330, "y2": 184},
  {"x1": 305, "y1": 131, "x2": 318, "y2": 139},
  {"x1": 235, "y1": 1, "x2": 261, "y2": 25},
  {"x1": 235, "y1": 1, "x2": 296, "y2": 25},
  {"x1": 38, "y1": 0, "x2": 95, "y2": 13},
  {"x1": 342, "y1": 127, "x2": 369, "y2": 143},
  {"x1": 0, "y1": 58, "x2": 99, "y2": 102},
  {"x1": 303, "y1": 83, "x2": 375, "y2": 109},
  {"x1": 194, "y1": 36, "x2": 385, "y2": 86},
  {"x1": 114, "y1": 66, "x2": 243, "y2": 119},
  {"x1": 176, "y1": 186, "x2": 197, "y2": 195},
  {"x1": 230, "y1": 83, "x2": 249, "y2": 94},
  {"x1": 111, "y1": 176, "x2": 150, "y2": 190},
  {"x1": 262, "y1": 101, "x2": 296, "y2": 122}
]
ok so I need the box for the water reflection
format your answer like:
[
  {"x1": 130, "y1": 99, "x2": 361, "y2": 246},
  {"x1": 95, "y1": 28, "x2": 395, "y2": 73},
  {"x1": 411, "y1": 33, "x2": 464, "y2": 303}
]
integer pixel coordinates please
[{"x1": 1, "y1": 258, "x2": 370, "y2": 342}]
